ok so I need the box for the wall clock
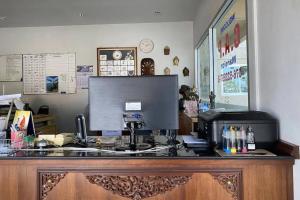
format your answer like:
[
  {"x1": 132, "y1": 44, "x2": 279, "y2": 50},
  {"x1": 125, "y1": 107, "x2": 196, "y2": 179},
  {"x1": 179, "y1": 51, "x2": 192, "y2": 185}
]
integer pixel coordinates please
[
  {"x1": 112, "y1": 50, "x2": 123, "y2": 60},
  {"x1": 139, "y1": 39, "x2": 154, "y2": 53}
]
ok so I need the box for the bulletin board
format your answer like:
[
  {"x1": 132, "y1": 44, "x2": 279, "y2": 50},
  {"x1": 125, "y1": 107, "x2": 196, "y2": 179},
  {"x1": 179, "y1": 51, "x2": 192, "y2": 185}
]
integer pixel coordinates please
[
  {"x1": 97, "y1": 47, "x2": 137, "y2": 76},
  {"x1": 0, "y1": 54, "x2": 23, "y2": 82},
  {"x1": 23, "y1": 53, "x2": 76, "y2": 94}
]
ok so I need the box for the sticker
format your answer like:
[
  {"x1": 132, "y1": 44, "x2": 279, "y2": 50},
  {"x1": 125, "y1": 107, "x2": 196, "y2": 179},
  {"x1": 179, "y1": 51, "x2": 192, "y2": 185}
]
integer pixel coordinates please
[{"x1": 100, "y1": 55, "x2": 107, "y2": 60}]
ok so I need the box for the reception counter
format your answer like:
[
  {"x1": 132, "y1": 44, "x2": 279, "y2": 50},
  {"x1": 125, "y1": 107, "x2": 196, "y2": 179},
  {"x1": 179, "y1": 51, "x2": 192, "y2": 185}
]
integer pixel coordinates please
[{"x1": 0, "y1": 136, "x2": 298, "y2": 200}]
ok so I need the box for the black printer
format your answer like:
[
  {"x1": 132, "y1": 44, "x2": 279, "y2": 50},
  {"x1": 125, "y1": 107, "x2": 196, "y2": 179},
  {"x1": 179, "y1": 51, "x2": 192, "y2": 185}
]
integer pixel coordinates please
[{"x1": 197, "y1": 111, "x2": 279, "y2": 149}]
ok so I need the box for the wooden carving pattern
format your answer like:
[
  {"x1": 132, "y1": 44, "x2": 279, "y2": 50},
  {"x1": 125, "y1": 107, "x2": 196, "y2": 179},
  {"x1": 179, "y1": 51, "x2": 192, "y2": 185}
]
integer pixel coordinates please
[
  {"x1": 40, "y1": 172, "x2": 68, "y2": 200},
  {"x1": 86, "y1": 175, "x2": 192, "y2": 200},
  {"x1": 211, "y1": 172, "x2": 241, "y2": 200}
]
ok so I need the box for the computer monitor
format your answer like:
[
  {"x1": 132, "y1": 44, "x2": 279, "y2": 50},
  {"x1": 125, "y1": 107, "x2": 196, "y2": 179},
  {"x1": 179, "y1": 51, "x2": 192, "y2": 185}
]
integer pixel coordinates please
[{"x1": 89, "y1": 75, "x2": 179, "y2": 132}]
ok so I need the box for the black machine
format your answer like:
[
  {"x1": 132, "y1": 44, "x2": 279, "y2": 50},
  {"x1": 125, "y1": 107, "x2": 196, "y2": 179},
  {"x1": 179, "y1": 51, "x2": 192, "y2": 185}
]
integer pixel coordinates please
[{"x1": 198, "y1": 111, "x2": 279, "y2": 149}]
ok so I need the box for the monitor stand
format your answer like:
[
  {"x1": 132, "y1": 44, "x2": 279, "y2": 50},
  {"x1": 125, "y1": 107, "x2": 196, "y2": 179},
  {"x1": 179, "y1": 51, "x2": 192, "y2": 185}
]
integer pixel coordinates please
[
  {"x1": 129, "y1": 123, "x2": 137, "y2": 151},
  {"x1": 115, "y1": 142, "x2": 152, "y2": 151},
  {"x1": 118, "y1": 122, "x2": 152, "y2": 151}
]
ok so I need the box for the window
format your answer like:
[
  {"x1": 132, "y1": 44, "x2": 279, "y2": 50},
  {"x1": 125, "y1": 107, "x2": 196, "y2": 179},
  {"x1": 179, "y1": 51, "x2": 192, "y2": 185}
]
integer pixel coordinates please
[
  {"x1": 196, "y1": 35, "x2": 210, "y2": 101},
  {"x1": 196, "y1": 0, "x2": 248, "y2": 111}
]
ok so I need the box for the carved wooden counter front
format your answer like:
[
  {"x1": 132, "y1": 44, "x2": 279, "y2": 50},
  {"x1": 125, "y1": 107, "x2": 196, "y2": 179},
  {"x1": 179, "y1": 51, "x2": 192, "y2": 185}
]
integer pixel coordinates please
[{"x1": 0, "y1": 158, "x2": 294, "y2": 200}]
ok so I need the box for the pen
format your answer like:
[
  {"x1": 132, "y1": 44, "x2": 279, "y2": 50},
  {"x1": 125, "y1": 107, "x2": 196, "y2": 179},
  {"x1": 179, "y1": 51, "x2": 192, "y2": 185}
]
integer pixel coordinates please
[
  {"x1": 14, "y1": 124, "x2": 20, "y2": 131},
  {"x1": 11, "y1": 124, "x2": 17, "y2": 132}
]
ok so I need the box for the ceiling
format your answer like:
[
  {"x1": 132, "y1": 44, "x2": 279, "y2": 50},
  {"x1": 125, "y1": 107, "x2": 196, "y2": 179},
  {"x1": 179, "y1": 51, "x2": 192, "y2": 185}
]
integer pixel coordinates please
[{"x1": 0, "y1": 0, "x2": 201, "y2": 28}]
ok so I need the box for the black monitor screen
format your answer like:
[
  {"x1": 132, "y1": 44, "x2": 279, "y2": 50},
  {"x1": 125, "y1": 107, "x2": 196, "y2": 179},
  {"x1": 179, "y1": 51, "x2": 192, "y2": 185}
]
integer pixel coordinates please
[{"x1": 89, "y1": 75, "x2": 179, "y2": 131}]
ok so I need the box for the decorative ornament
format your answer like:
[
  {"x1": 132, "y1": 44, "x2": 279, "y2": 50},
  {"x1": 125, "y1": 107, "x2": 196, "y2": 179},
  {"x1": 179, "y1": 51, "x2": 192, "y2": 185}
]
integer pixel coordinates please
[
  {"x1": 40, "y1": 172, "x2": 68, "y2": 200},
  {"x1": 211, "y1": 172, "x2": 241, "y2": 200},
  {"x1": 141, "y1": 58, "x2": 155, "y2": 76},
  {"x1": 209, "y1": 91, "x2": 216, "y2": 109},
  {"x1": 183, "y1": 67, "x2": 189, "y2": 77},
  {"x1": 86, "y1": 175, "x2": 192, "y2": 200},
  {"x1": 173, "y1": 56, "x2": 179, "y2": 66},
  {"x1": 164, "y1": 46, "x2": 170, "y2": 55},
  {"x1": 139, "y1": 38, "x2": 154, "y2": 53},
  {"x1": 164, "y1": 67, "x2": 171, "y2": 75}
]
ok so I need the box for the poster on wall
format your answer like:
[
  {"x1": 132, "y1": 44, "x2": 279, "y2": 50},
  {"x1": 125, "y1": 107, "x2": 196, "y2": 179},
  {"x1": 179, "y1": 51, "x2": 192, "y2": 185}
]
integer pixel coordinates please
[
  {"x1": 23, "y1": 53, "x2": 76, "y2": 94},
  {"x1": 212, "y1": 0, "x2": 248, "y2": 108},
  {"x1": 0, "y1": 54, "x2": 23, "y2": 82},
  {"x1": 97, "y1": 47, "x2": 137, "y2": 76},
  {"x1": 76, "y1": 65, "x2": 93, "y2": 89},
  {"x1": 219, "y1": 65, "x2": 248, "y2": 96}
]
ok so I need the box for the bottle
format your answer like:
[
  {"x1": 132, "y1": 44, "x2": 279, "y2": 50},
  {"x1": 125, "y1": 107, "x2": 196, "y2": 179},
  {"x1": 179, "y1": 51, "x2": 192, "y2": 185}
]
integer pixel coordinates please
[
  {"x1": 241, "y1": 126, "x2": 248, "y2": 153},
  {"x1": 204, "y1": 103, "x2": 209, "y2": 112},
  {"x1": 236, "y1": 127, "x2": 242, "y2": 153},
  {"x1": 222, "y1": 126, "x2": 226, "y2": 151},
  {"x1": 246, "y1": 126, "x2": 256, "y2": 151},
  {"x1": 225, "y1": 128, "x2": 231, "y2": 153},
  {"x1": 222, "y1": 126, "x2": 228, "y2": 152},
  {"x1": 230, "y1": 126, "x2": 237, "y2": 154}
]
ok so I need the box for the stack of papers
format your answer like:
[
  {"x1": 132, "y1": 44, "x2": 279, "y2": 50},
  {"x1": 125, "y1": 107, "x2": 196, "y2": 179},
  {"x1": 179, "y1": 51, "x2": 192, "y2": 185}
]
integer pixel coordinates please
[
  {"x1": 182, "y1": 135, "x2": 208, "y2": 148},
  {"x1": 0, "y1": 94, "x2": 21, "y2": 105}
]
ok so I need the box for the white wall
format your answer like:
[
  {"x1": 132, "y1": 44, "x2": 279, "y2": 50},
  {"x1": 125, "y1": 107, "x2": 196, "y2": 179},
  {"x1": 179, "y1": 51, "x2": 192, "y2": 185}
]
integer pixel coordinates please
[
  {"x1": 254, "y1": 0, "x2": 300, "y2": 198},
  {"x1": 193, "y1": 0, "x2": 225, "y2": 45},
  {"x1": 0, "y1": 22, "x2": 195, "y2": 132}
]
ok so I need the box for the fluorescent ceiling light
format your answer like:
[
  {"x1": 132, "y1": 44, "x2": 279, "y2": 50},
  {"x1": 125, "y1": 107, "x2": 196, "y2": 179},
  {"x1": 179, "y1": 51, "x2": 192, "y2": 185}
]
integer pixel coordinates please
[{"x1": 0, "y1": 94, "x2": 21, "y2": 102}]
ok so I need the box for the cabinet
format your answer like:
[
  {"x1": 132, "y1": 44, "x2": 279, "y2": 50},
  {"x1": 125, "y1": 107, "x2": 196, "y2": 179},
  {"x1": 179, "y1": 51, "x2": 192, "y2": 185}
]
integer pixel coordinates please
[
  {"x1": 0, "y1": 158, "x2": 294, "y2": 200},
  {"x1": 179, "y1": 112, "x2": 198, "y2": 134}
]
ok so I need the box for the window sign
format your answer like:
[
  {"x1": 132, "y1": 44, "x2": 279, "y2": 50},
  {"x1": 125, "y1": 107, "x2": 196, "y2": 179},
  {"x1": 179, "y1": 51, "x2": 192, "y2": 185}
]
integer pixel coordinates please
[{"x1": 212, "y1": 0, "x2": 248, "y2": 110}]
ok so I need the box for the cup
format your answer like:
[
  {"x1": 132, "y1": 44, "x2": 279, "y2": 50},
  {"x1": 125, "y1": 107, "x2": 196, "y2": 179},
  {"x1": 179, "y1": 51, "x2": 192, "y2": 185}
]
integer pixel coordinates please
[{"x1": 11, "y1": 131, "x2": 25, "y2": 149}]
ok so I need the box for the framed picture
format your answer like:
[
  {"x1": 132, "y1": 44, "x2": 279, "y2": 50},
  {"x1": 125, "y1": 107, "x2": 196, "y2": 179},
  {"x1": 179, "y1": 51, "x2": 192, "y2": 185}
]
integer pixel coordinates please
[{"x1": 97, "y1": 47, "x2": 137, "y2": 76}]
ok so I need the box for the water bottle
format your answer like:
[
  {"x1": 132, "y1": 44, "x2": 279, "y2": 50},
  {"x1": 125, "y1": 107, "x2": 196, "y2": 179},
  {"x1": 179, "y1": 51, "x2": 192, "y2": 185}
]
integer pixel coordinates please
[{"x1": 246, "y1": 126, "x2": 256, "y2": 151}]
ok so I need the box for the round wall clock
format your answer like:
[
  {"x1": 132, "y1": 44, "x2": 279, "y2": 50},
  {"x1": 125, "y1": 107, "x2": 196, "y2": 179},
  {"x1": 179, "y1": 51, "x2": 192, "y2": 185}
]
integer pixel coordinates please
[
  {"x1": 139, "y1": 39, "x2": 154, "y2": 53},
  {"x1": 112, "y1": 50, "x2": 123, "y2": 60}
]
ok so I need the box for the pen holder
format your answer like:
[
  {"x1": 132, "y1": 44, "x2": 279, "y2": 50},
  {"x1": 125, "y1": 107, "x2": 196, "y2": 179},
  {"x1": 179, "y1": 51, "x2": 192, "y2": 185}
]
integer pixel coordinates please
[
  {"x1": 0, "y1": 131, "x2": 6, "y2": 140},
  {"x1": 11, "y1": 131, "x2": 25, "y2": 149}
]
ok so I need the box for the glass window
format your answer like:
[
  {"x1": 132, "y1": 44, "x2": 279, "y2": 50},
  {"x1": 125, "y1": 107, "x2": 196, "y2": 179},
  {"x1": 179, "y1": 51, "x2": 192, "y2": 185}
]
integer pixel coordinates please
[
  {"x1": 196, "y1": 35, "x2": 210, "y2": 100},
  {"x1": 211, "y1": 0, "x2": 248, "y2": 110}
]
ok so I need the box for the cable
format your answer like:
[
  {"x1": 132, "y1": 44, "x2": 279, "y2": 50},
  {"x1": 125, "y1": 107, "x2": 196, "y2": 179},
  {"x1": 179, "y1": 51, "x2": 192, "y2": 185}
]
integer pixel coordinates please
[{"x1": 17, "y1": 145, "x2": 174, "y2": 155}]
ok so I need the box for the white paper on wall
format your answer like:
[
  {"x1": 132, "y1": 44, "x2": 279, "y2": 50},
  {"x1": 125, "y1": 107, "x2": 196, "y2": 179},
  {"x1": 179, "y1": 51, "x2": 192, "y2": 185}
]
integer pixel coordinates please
[
  {"x1": 23, "y1": 53, "x2": 76, "y2": 94},
  {"x1": 0, "y1": 55, "x2": 23, "y2": 82},
  {"x1": 76, "y1": 65, "x2": 93, "y2": 89}
]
